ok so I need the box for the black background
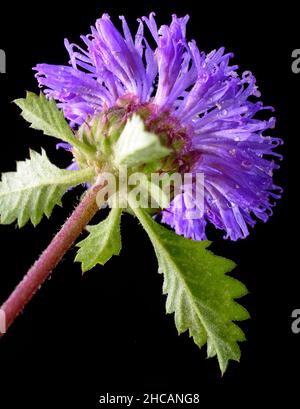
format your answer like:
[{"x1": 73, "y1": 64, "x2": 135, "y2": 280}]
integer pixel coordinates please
[{"x1": 0, "y1": 1, "x2": 298, "y2": 407}]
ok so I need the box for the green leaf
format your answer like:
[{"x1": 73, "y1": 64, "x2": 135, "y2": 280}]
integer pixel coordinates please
[
  {"x1": 14, "y1": 92, "x2": 95, "y2": 155},
  {"x1": 113, "y1": 114, "x2": 170, "y2": 167},
  {"x1": 75, "y1": 207, "x2": 122, "y2": 272},
  {"x1": 129, "y1": 202, "x2": 249, "y2": 374},
  {"x1": 0, "y1": 149, "x2": 95, "y2": 227}
]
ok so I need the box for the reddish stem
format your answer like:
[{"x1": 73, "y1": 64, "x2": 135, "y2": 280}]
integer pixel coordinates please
[{"x1": 0, "y1": 184, "x2": 103, "y2": 335}]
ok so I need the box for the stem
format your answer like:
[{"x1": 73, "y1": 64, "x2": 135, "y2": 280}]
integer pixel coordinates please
[{"x1": 0, "y1": 183, "x2": 103, "y2": 335}]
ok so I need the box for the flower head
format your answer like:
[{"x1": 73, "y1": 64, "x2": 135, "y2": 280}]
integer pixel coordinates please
[{"x1": 34, "y1": 13, "x2": 282, "y2": 241}]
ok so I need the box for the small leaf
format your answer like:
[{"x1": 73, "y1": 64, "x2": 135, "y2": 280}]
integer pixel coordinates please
[
  {"x1": 0, "y1": 149, "x2": 95, "y2": 227},
  {"x1": 113, "y1": 114, "x2": 170, "y2": 167},
  {"x1": 75, "y1": 207, "x2": 122, "y2": 272},
  {"x1": 14, "y1": 92, "x2": 95, "y2": 155},
  {"x1": 130, "y1": 201, "x2": 250, "y2": 374}
]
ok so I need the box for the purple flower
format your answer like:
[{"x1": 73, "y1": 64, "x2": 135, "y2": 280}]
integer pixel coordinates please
[{"x1": 34, "y1": 13, "x2": 282, "y2": 241}]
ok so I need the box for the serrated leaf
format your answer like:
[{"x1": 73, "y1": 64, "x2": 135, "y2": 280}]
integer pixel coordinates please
[
  {"x1": 0, "y1": 149, "x2": 95, "y2": 227},
  {"x1": 130, "y1": 202, "x2": 250, "y2": 374},
  {"x1": 14, "y1": 92, "x2": 95, "y2": 155},
  {"x1": 75, "y1": 207, "x2": 122, "y2": 272},
  {"x1": 113, "y1": 114, "x2": 170, "y2": 167}
]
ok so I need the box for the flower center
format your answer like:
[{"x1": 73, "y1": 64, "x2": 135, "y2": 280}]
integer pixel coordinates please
[{"x1": 72, "y1": 94, "x2": 196, "y2": 175}]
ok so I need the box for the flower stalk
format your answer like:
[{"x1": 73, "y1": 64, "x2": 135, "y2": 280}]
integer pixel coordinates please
[{"x1": 0, "y1": 183, "x2": 103, "y2": 334}]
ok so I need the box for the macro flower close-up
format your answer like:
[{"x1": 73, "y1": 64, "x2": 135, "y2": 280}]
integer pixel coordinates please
[
  {"x1": 0, "y1": 6, "x2": 287, "y2": 385},
  {"x1": 34, "y1": 12, "x2": 282, "y2": 242}
]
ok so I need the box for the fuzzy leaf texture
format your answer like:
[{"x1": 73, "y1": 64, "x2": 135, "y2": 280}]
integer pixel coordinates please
[
  {"x1": 130, "y1": 203, "x2": 250, "y2": 374},
  {"x1": 14, "y1": 92, "x2": 93, "y2": 153},
  {"x1": 75, "y1": 207, "x2": 122, "y2": 272},
  {"x1": 113, "y1": 114, "x2": 170, "y2": 167},
  {"x1": 0, "y1": 149, "x2": 95, "y2": 227}
]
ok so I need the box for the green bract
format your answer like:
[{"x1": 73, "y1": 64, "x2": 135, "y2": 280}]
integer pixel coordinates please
[{"x1": 112, "y1": 114, "x2": 171, "y2": 167}]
